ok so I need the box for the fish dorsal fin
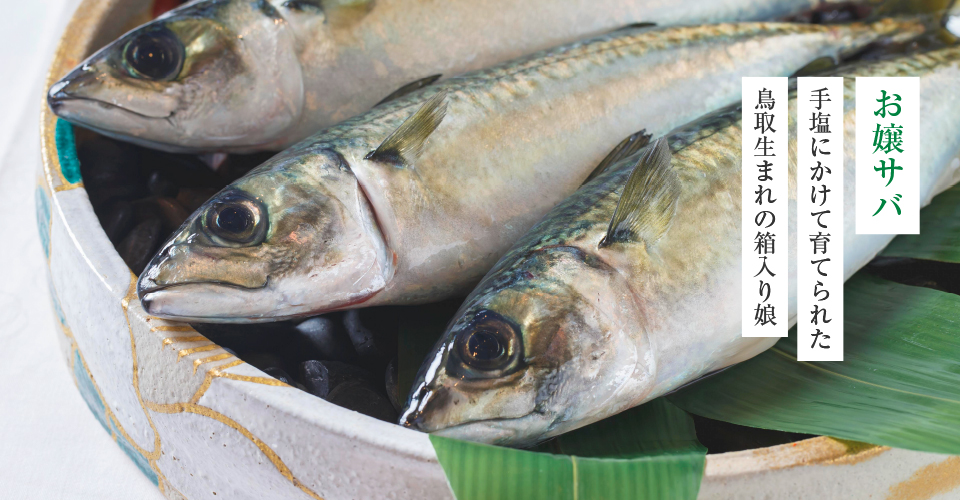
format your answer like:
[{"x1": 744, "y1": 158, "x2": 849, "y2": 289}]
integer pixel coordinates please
[
  {"x1": 375, "y1": 74, "x2": 443, "y2": 107},
  {"x1": 324, "y1": 0, "x2": 374, "y2": 25},
  {"x1": 322, "y1": 0, "x2": 373, "y2": 8},
  {"x1": 609, "y1": 22, "x2": 657, "y2": 34},
  {"x1": 282, "y1": 0, "x2": 372, "y2": 14},
  {"x1": 281, "y1": 0, "x2": 323, "y2": 12},
  {"x1": 790, "y1": 56, "x2": 838, "y2": 78},
  {"x1": 281, "y1": 0, "x2": 374, "y2": 25},
  {"x1": 583, "y1": 130, "x2": 653, "y2": 186},
  {"x1": 365, "y1": 90, "x2": 448, "y2": 166},
  {"x1": 599, "y1": 137, "x2": 679, "y2": 249}
]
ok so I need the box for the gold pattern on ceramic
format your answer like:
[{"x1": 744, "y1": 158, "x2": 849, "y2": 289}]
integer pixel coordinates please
[
  {"x1": 161, "y1": 335, "x2": 208, "y2": 347},
  {"x1": 152, "y1": 325, "x2": 195, "y2": 333},
  {"x1": 886, "y1": 456, "x2": 960, "y2": 500},
  {"x1": 190, "y1": 353, "x2": 234, "y2": 374},
  {"x1": 175, "y1": 344, "x2": 221, "y2": 361},
  {"x1": 145, "y1": 400, "x2": 325, "y2": 500},
  {"x1": 121, "y1": 275, "x2": 164, "y2": 463}
]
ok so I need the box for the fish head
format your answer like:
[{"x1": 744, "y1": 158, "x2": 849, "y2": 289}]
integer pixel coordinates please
[
  {"x1": 137, "y1": 147, "x2": 394, "y2": 321},
  {"x1": 47, "y1": 0, "x2": 304, "y2": 152},
  {"x1": 401, "y1": 245, "x2": 654, "y2": 446}
]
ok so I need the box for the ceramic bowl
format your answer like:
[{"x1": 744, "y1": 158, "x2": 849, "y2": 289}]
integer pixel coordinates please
[{"x1": 38, "y1": 1, "x2": 958, "y2": 498}]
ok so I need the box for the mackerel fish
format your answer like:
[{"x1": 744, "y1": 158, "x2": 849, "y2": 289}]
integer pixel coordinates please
[
  {"x1": 47, "y1": 0, "x2": 885, "y2": 153},
  {"x1": 136, "y1": 20, "x2": 923, "y2": 321},
  {"x1": 400, "y1": 45, "x2": 960, "y2": 446}
]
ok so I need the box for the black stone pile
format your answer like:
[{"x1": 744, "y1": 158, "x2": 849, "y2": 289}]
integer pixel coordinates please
[{"x1": 193, "y1": 308, "x2": 402, "y2": 422}]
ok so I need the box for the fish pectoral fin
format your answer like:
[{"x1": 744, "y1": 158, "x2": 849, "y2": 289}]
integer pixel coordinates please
[
  {"x1": 608, "y1": 22, "x2": 657, "y2": 34},
  {"x1": 375, "y1": 74, "x2": 443, "y2": 107},
  {"x1": 365, "y1": 90, "x2": 448, "y2": 167},
  {"x1": 583, "y1": 129, "x2": 653, "y2": 186},
  {"x1": 661, "y1": 366, "x2": 732, "y2": 397},
  {"x1": 599, "y1": 137, "x2": 680, "y2": 249}
]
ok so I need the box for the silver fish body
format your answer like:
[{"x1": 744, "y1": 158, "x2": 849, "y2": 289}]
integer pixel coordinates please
[
  {"x1": 136, "y1": 20, "x2": 920, "y2": 321},
  {"x1": 401, "y1": 46, "x2": 960, "y2": 446},
  {"x1": 48, "y1": 0, "x2": 855, "y2": 153}
]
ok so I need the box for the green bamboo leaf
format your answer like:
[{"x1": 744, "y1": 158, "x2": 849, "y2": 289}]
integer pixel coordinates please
[
  {"x1": 431, "y1": 399, "x2": 705, "y2": 500},
  {"x1": 669, "y1": 273, "x2": 960, "y2": 455},
  {"x1": 881, "y1": 183, "x2": 960, "y2": 263}
]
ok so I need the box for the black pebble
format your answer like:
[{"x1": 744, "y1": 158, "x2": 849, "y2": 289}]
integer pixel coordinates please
[
  {"x1": 132, "y1": 197, "x2": 190, "y2": 234},
  {"x1": 327, "y1": 381, "x2": 398, "y2": 423},
  {"x1": 295, "y1": 316, "x2": 356, "y2": 362},
  {"x1": 214, "y1": 151, "x2": 277, "y2": 182},
  {"x1": 300, "y1": 361, "x2": 399, "y2": 423},
  {"x1": 239, "y1": 351, "x2": 287, "y2": 373},
  {"x1": 343, "y1": 308, "x2": 400, "y2": 370},
  {"x1": 118, "y1": 218, "x2": 162, "y2": 275},
  {"x1": 101, "y1": 200, "x2": 136, "y2": 245},
  {"x1": 147, "y1": 170, "x2": 180, "y2": 198},
  {"x1": 300, "y1": 359, "x2": 377, "y2": 399},
  {"x1": 77, "y1": 138, "x2": 146, "y2": 207},
  {"x1": 385, "y1": 357, "x2": 400, "y2": 412},
  {"x1": 139, "y1": 149, "x2": 221, "y2": 189},
  {"x1": 344, "y1": 310, "x2": 377, "y2": 358},
  {"x1": 176, "y1": 187, "x2": 218, "y2": 212},
  {"x1": 262, "y1": 366, "x2": 295, "y2": 385}
]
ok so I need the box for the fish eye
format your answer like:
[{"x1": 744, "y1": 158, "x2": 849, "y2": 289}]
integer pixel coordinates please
[
  {"x1": 122, "y1": 27, "x2": 184, "y2": 81},
  {"x1": 202, "y1": 191, "x2": 268, "y2": 246},
  {"x1": 454, "y1": 310, "x2": 522, "y2": 376},
  {"x1": 217, "y1": 206, "x2": 253, "y2": 234},
  {"x1": 465, "y1": 331, "x2": 504, "y2": 361}
]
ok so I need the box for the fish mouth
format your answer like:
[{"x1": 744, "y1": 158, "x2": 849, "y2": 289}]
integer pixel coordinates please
[
  {"x1": 408, "y1": 415, "x2": 541, "y2": 446},
  {"x1": 139, "y1": 280, "x2": 380, "y2": 322},
  {"x1": 139, "y1": 279, "x2": 268, "y2": 321},
  {"x1": 47, "y1": 91, "x2": 194, "y2": 152},
  {"x1": 48, "y1": 92, "x2": 174, "y2": 120},
  {"x1": 400, "y1": 384, "x2": 541, "y2": 445},
  {"x1": 139, "y1": 277, "x2": 268, "y2": 296}
]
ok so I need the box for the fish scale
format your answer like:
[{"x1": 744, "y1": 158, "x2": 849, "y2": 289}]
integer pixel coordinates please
[{"x1": 401, "y1": 45, "x2": 960, "y2": 447}]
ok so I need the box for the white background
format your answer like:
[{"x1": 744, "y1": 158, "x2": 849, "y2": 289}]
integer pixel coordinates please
[{"x1": 0, "y1": 0, "x2": 162, "y2": 498}]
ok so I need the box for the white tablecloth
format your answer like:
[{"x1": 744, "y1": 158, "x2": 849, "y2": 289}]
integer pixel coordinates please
[{"x1": 0, "y1": 1, "x2": 163, "y2": 498}]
